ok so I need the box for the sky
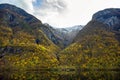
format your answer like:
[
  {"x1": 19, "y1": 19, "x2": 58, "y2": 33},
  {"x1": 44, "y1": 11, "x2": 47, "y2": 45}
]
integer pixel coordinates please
[{"x1": 0, "y1": 0, "x2": 120, "y2": 28}]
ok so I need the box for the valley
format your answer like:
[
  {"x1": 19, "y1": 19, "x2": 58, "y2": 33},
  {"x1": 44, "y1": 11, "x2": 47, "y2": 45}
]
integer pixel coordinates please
[{"x1": 0, "y1": 4, "x2": 120, "y2": 71}]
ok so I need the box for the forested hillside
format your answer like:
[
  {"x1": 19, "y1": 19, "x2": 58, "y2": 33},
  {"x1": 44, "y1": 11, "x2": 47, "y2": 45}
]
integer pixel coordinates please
[
  {"x1": 0, "y1": 4, "x2": 60, "y2": 70},
  {"x1": 0, "y1": 4, "x2": 120, "y2": 70}
]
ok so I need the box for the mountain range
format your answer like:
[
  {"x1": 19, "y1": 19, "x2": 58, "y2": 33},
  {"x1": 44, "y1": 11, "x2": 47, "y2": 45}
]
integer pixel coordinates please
[{"x1": 0, "y1": 4, "x2": 120, "y2": 70}]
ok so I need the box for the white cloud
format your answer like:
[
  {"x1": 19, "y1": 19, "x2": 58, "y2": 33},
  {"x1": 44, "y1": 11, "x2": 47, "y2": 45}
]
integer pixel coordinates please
[
  {"x1": 33, "y1": 0, "x2": 120, "y2": 28},
  {"x1": 0, "y1": 0, "x2": 120, "y2": 28},
  {"x1": 33, "y1": 0, "x2": 68, "y2": 26}
]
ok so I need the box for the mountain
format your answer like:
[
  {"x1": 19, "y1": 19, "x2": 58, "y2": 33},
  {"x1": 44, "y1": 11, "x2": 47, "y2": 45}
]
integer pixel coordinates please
[
  {"x1": 0, "y1": 4, "x2": 83, "y2": 49},
  {"x1": 59, "y1": 8, "x2": 120, "y2": 69},
  {"x1": 0, "y1": 4, "x2": 60, "y2": 69},
  {"x1": 0, "y1": 4, "x2": 66, "y2": 49},
  {"x1": 43, "y1": 24, "x2": 83, "y2": 48},
  {"x1": 53, "y1": 25, "x2": 83, "y2": 48},
  {"x1": 92, "y1": 8, "x2": 120, "y2": 31},
  {"x1": 0, "y1": 4, "x2": 42, "y2": 28},
  {"x1": 0, "y1": 3, "x2": 60, "y2": 49},
  {"x1": 74, "y1": 8, "x2": 120, "y2": 42},
  {"x1": 40, "y1": 23, "x2": 64, "y2": 48},
  {"x1": 92, "y1": 8, "x2": 120, "y2": 41},
  {"x1": 0, "y1": 4, "x2": 82, "y2": 70}
]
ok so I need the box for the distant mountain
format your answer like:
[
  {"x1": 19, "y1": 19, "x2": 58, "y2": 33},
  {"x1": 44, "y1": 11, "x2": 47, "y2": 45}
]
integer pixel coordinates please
[
  {"x1": 43, "y1": 23, "x2": 83, "y2": 48},
  {"x1": 55, "y1": 25, "x2": 83, "y2": 47},
  {"x1": 56, "y1": 25, "x2": 83, "y2": 33},
  {"x1": 59, "y1": 8, "x2": 120, "y2": 69}
]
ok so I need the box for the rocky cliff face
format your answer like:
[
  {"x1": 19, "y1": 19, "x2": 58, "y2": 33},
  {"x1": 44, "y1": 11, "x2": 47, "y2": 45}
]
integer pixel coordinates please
[
  {"x1": 92, "y1": 8, "x2": 120, "y2": 31},
  {"x1": 92, "y1": 8, "x2": 120, "y2": 42}
]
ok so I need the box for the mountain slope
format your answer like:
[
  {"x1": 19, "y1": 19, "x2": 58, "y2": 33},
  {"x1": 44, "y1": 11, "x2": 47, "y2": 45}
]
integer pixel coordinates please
[
  {"x1": 0, "y1": 4, "x2": 60, "y2": 70},
  {"x1": 0, "y1": 4, "x2": 42, "y2": 28},
  {"x1": 0, "y1": 4, "x2": 65, "y2": 48},
  {"x1": 59, "y1": 9, "x2": 120, "y2": 69},
  {"x1": 92, "y1": 8, "x2": 120, "y2": 42}
]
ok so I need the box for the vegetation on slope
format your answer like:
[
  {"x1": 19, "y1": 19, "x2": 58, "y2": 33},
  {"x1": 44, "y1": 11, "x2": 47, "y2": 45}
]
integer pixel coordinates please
[
  {"x1": 0, "y1": 4, "x2": 61, "y2": 70},
  {"x1": 0, "y1": 25, "x2": 60, "y2": 70},
  {"x1": 0, "y1": 21, "x2": 120, "y2": 70},
  {"x1": 0, "y1": 4, "x2": 120, "y2": 70},
  {"x1": 59, "y1": 21, "x2": 120, "y2": 69}
]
